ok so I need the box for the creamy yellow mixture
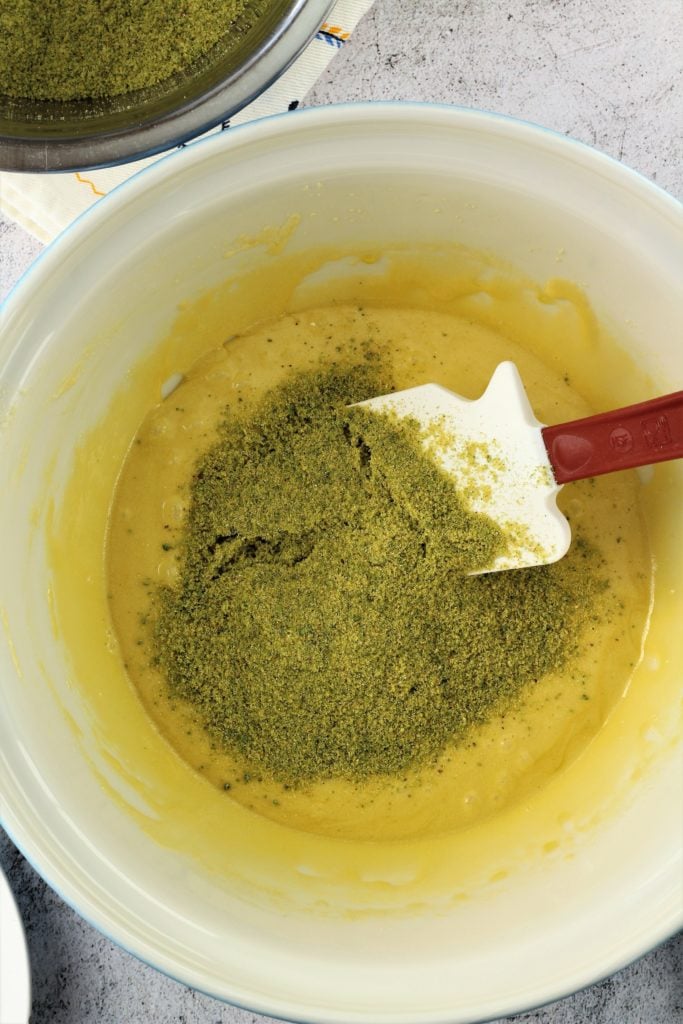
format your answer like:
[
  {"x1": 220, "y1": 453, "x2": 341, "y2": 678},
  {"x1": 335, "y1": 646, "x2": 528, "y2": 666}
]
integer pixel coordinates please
[
  {"x1": 107, "y1": 303, "x2": 651, "y2": 842},
  {"x1": 46, "y1": 243, "x2": 677, "y2": 916}
]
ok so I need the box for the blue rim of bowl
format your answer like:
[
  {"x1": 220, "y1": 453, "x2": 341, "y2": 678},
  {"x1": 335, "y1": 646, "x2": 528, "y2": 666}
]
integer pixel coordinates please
[
  {"x1": 1, "y1": 814, "x2": 680, "y2": 1024},
  {"x1": 1, "y1": 102, "x2": 682, "y2": 1024},
  {"x1": 3, "y1": 100, "x2": 681, "y2": 293}
]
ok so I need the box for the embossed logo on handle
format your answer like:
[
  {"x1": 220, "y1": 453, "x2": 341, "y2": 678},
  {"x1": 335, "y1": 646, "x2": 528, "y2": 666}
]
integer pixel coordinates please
[
  {"x1": 642, "y1": 414, "x2": 672, "y2": 449},
  {"x1": 542, "y1": 388, "x2": 683, "y2": 484},
  {"x1": 609, "y1": 427, "x2": 633, "y2": 453}
]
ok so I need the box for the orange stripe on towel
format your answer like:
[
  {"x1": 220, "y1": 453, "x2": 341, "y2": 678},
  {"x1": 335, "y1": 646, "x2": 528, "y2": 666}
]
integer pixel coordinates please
[
  {"x1": 75, "y1": 172, "x2": 106, "y2": 197},
  {"x1": 321, "y1": 22, "x2": 351, "y2": 40}
]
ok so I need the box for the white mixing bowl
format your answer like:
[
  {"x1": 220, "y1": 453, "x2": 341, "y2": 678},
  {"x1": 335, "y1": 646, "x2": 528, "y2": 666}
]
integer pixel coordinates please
[{"x1": 0, "y1": 105, "x2": 681, "y2": 1023}]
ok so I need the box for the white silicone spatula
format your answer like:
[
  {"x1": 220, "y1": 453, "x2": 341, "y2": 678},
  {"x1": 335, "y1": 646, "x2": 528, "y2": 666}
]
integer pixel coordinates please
[{"x1": 357, "y1": 362, "x2": 683, "y2": 573}]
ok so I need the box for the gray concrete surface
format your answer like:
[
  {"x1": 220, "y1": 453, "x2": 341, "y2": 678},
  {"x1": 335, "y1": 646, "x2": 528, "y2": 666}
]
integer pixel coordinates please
[{"x1": 1, "y1": 0, "x2": 682, "y2": 1021}]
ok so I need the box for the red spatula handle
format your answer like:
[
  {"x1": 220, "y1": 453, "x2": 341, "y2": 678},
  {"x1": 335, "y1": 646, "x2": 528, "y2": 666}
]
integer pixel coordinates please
[{"x1": 542, "y1": 389, "x2": 683, "y2": 484}]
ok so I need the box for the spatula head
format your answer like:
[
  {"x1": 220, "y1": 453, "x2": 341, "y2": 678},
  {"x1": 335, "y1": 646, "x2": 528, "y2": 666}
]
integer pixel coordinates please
[{"x1": 357, "y1": 362, "x2": 570, "y2": 573}]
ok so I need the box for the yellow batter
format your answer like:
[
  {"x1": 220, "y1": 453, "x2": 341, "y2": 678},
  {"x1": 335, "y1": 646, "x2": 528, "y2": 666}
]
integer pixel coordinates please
[
  {"x1": 107, "y1": 302, "x2": 651, "y2": 842},
  {"x1": 46, "y1": 242, "x2": 677, "y2": 917}
]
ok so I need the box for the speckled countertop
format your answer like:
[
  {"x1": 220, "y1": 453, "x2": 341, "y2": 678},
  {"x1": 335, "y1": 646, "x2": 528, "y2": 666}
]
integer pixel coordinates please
[{"x1": 1, "y1": 1, "x2": 682, "y2": 1022}]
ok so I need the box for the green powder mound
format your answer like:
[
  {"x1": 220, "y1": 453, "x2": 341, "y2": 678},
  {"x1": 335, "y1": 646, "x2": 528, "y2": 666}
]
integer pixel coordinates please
[
  {"x1": 153, "y1": 359, "x2": 605, "y2": 787},
  {"x1": 0, "y1": 0, "x2": 259, "y2": 101}
]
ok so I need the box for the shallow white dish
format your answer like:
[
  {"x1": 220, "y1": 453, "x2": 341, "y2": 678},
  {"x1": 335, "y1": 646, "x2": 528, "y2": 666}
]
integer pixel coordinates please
[
  {"x1": 0, "y1": 105, "x2": 681, "y2": 1023},
  {"x1": 0, "y1": 865, "x2": 31, "y2": 1024}
]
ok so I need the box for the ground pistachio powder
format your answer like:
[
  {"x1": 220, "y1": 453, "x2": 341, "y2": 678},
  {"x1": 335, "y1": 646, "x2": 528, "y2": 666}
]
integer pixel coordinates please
[
  {"x1": 0, "y1": 0, "x2": 258, "y2": 101},
  {"x1": 152, "y1": 355, "x2": 605, "y2": 788}
]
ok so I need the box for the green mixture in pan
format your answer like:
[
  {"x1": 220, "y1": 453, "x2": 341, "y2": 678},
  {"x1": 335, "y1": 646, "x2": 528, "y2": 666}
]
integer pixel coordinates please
[{"x1": 0, "y1": 0, "x2": 264, "y2": 101}]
